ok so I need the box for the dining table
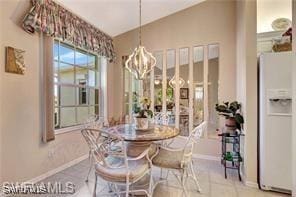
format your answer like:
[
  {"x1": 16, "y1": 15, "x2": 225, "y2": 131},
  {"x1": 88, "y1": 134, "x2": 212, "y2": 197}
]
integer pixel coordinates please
[{"x1": 104, "y1": 123, "x2": 180, "y2": 157}]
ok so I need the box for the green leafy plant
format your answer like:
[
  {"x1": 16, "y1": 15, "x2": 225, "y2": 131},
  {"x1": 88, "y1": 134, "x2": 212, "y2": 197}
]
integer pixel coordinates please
[
  {"x1": 135, "y1": 97, "x2": 153, "y2": 118},
  {"x1": 156, "y1": 89, "x2": 162, "y2": 105},
  {"x1": 215, "y1": 101, "x2": 244, "y2": 130},
  {"x1": 166, "y1": 87, "x2": 173, "y2": 101}
]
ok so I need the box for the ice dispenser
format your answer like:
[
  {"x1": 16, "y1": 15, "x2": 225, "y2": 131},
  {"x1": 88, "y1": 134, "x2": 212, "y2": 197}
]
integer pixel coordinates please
[{"x1": 267, "y1": 89, "x2": 292, "y2": 116}]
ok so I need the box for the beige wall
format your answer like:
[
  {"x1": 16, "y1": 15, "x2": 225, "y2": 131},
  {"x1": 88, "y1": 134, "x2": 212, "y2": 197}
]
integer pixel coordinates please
[
  {"x1": 112, "y1": 0, "x2": 237, "y2": 119},
  {"x1": 236, "y1": 0, "x2": 257, "y2": 184},
  {"x1": 0, "y1": 0, "x2": 88, "y2": 182},
  {"x1": 111, "y1": 0, "x2": 237, "y2": 157}
]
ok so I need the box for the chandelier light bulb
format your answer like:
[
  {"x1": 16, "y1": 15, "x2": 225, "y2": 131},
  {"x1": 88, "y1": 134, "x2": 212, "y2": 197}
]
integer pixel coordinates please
[
  {"x1": 154, "y1": 79, "x2": 161, "y2": 85},
  {"x1": 169, "y1": 75, "x2": 185, "y2": 89}
]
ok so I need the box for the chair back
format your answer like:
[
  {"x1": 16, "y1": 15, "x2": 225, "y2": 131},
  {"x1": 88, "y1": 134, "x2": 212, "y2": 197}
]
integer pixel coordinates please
[
  {"x1": 84, "y1": 115, "x2": 105, "y2": 129},
  {"x1": 81, "y1": 128, "x2": 127, "y2": 169},
  {"x1": 154, "y1": 112, "x2": 170, "y2": 125},
  {"x1": 181, "y1": 121, "x2": 207, "y2": 165}
]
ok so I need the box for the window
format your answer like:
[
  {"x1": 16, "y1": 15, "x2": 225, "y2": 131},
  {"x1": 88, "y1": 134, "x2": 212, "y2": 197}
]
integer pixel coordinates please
[{"x1": 54, "y1": 40, "x2": 100, "y2": 129}]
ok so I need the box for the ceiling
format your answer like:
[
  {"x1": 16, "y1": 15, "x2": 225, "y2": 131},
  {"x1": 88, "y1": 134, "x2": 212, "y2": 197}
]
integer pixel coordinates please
[
  {"x1": 55, "y1": 0, "x2": 205, "y2": 37},
  {"x1": 257, "y1": 0, "x2": 292, "y2": 33}
]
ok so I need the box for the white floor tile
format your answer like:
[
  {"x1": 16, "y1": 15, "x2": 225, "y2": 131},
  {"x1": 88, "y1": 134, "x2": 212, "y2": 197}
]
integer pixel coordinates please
[{"x1": 37, "y1": 158, "x2": 291, "y2": 197}]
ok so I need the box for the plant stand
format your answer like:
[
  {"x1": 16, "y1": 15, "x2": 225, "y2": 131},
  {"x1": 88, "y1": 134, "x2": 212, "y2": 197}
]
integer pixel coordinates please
[{"x1": 218, "y1": 131, "x2": 244, "y2": 181}]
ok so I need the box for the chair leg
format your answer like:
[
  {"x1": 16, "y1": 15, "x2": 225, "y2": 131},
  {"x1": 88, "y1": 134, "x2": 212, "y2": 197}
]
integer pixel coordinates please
[
  {"x1": 165, "y1": 169, "x2": 170, "y2": 180},
  {"x1": 107, "y1": 183, "x2": 113, "y2": 193},
  {"x1": 114, "y1": 184, "x2": 120, "y2": 196},
  {"x1": 86, "y1": 151, "x2": 92, "y2": 182},
  {"x1": 125, "y1": 177, "x2": 130, "y2": 197},
  {"x1": 149, "y1": 168, "x2": 154, "y2": 197},
  {"x1": 93, "y1": 174, "x2": 97, "y2": 197},
  {"x1": 190, "y1": 161, "x2": 201, "y2": 192},
  {"x1": 181, "y1": 170, "x2": 188, "y2": 197}
]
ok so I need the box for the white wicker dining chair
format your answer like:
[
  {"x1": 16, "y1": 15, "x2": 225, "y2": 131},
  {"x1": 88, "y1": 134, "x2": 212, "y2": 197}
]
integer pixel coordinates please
[
  {"x1": 84, "y1": 115, "x2": 107, "y2": 129},
  {"x1": 81, "y1": 128, "x2": 154, "y2": 197},
  {"x1": 83, "y1": 115, "x2": 106, "y2": 182},
  {"x1": 152, "y1": 121, "x2": 207, "y2": 196},
  {"x1": 154, "y1": 112, "x2": 170, "y2": 125}
]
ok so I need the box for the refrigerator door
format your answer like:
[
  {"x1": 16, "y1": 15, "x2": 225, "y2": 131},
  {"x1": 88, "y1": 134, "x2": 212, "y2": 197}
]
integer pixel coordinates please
[{"x1": 259, "y1": 52, "x2": 292, "y2": 191}]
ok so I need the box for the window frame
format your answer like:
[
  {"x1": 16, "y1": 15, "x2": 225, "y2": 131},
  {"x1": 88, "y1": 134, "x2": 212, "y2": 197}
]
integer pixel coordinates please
[{"x1": 53, "y1": 40, "x2": 101, "y2": 134}]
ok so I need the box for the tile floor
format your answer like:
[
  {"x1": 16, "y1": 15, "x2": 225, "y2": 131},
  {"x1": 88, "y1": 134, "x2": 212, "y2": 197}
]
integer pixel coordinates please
[{"x1": 38, "y1": 158, "x2": 291, "y2": 197}]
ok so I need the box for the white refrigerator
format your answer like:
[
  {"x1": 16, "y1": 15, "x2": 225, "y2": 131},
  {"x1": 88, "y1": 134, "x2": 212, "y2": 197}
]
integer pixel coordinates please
[{"x1": 259, "y1": 52, "x2": 292, "y2": 193}]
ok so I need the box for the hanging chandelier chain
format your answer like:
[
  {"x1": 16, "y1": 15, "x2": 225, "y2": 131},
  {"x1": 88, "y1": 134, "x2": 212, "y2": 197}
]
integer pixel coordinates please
[{"x1": 139, "y1": 0, "x2": 142, "y2": 45}]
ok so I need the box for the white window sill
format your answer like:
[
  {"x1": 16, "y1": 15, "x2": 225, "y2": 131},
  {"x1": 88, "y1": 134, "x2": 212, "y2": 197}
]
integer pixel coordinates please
[{"x1": 55, "y1": 125, "x2": 84, "y2": 135}]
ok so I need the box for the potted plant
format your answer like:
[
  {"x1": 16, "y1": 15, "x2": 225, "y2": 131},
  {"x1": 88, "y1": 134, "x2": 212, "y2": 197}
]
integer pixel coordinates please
[
  {"x1": 215, "y1": 101, "x2": 244, "y2": 132},
  {"x1": 134, "y1": 97, "x2": 153, "y2": 130}
]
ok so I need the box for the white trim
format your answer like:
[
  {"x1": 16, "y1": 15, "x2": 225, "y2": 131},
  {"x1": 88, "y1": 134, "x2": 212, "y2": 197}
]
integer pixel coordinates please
[
  {"x1": 27, "y1": 154, "x2": 88, "y2": 184},
  {"x1": 245, "y1": 181, "x2": 259, "y2": 189},
  {"x1": 55, "y1": 125, "x2": 84, "y2": 135},
  {"x1": 101, "y1": 57, "x2": 108, "y2": 121},
  {"x1": 239, "y1": 170, "x2": 258, "y2": 189},
  {"x1": 192, "y1": 153, "x2": 220, "y2": 161},
  {"x1": 257, "y1": 30, "x2": 284, "y2": 40}
]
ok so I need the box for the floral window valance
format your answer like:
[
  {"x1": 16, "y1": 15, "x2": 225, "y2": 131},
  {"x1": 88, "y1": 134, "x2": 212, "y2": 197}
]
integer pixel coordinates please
[{"x1": 22, "y1": 0, "x2": 115, "y2": 62}]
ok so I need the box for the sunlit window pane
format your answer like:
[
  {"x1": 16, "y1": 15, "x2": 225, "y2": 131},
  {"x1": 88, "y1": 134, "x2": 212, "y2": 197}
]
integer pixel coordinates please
[
  {"x1": 88, "y1": 70, "x2": 96, "y2": 87},
  {"x1": 88, "y1": 54, "x2": 96, "y2": 69},
  {"x1": 60, "y1": 44, "x2": 74, "y2": 64},
  {"x1": 76, "y1": 50, "x2": 88, "y2": 66},
  {"x1": 60, "y1": 86, "x2": 75, "y2": 106},
  {"x1": 59, "y1": 63, "x2": 75, "y2": 84},
  {"x1": 76, "y1": 67, "x2": 88, "y2": 85},
  {"x1": 60, "y1": 107, "x2": 76, "y2": 127},
  {"x1": 77, "y1": 106, "x2": 89, "y2": 124}
]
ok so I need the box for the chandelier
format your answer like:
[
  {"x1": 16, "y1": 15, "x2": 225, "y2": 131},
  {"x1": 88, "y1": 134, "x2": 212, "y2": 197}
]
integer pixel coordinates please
[
  {"x1": 125, "y1": 0, "x2": 156, "y2": 80},
  {"x1": 169, "y1": 75, "x2": 185, "y2": 89}
]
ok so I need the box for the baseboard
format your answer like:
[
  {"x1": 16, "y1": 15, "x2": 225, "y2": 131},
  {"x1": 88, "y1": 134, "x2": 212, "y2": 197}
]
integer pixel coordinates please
[
  {"x1": 245, "y1": 181, "x2": 259, "y2": 189},
  {"x1": 28, "y1": 154, "x2": 88, "y2": 183},
  {"x1": 234, "y1": 167, "x2": 258, "y2": 189},
  {"x1": 192, "y1": 153, "x2": 220, "y2": 161},
  {"x1": 0, "y1": 154, "x2": 88, "y2": 196}
]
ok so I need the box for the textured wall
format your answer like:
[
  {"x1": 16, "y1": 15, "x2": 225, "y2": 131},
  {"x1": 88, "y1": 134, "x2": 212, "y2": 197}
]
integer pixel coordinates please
[{"x1": 111, "y1": 0, "x2": 237, "y2": 157}]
